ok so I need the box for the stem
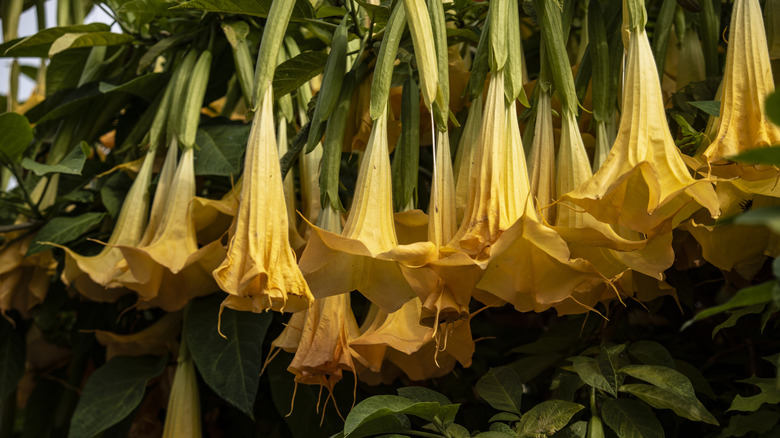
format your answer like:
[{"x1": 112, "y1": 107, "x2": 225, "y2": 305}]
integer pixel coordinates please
[
  {"x1": 346, "y1": 0, "x2": 365, "y2": 39},
  {"x1": 0, "y1": 390, "x2": 16, "y2": 438},
  {"x1": 0, "y1": 221, "x2": 41, "y2": 233}
]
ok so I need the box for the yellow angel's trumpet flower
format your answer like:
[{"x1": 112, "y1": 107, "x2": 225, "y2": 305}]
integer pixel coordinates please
[
  {"x1": 278, "y1": 117, "x2": 307, "y2": 253},
  {"x1": 286, "y1": 294, "x2": 361, "y2": 390},
  {"x1": 118, "y1": 143, "x2": 226, "y2": 311},
  {"x1": 561, "y1": 22, "x2": 719, "y2": 237},
  {"x1": 701, "y1": 0, "x2": 780, "y2": 178},
  {"x1": 0, "y1": 234, "x2": 56, "y2": 317},
  {"x1": 213, "y1": 86, "x2": 313, "y2": 314},
  {"x1": 299, "y1": 104, "x2": 431, "y2": 313},
  {"x1": 162, "y1": 342, "x2": 202, "y2": 438},
  {"x1": 92, "y1": 312, "x2": 182, "y2": 360},
  {"x1": 527, "y1": 90, "x2": 556, "y2": 224},
  {"x1": 59, "y1": 147, "x2": 156, "y2": 302},
  {"x1": 453, "y1": 95, "x2": 482, "y2": 224},
  {"x1": 676, "y1": 27, "x2": 706, "y2": 90},
  {"x1": 428, "y1": 131, "x2": 457, "y2": 248},
  {"x1": 681, "y1": 180, "x2": 780, "y2": 279}
]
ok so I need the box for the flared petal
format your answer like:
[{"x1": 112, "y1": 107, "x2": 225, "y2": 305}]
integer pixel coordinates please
[
  {"x1": 299, "y1": 105, "x2": 430, "y2": 312},
  {"x1": 702, "y1": 0, "x2": 780, "y2": 176},
  {"x1": 59, "y1": 147, "x2": 157, "y2": 302},
  {"x1": 562, "y1": 25, "x2": 719, "y2": 236},
  {"x1": 213, "y1": 87, "x2": 313, "y2": 313}
]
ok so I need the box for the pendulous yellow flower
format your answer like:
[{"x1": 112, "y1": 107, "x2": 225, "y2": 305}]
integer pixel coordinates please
[
  {"x1": 701, "y1": 0, "x2": 780, "y2": 178},
  {"x1": 298, "y1": 104, "x2": 431, "y2": 313},
  {"x1": 561, "y1": 22, "x2": 719, "y2": 237},
  {"x1": 213, "y1": 86, "x2": 313, "y2": 313},
  {"x1": 162, "y1": 342, "x2": 202, "y2": 438}
]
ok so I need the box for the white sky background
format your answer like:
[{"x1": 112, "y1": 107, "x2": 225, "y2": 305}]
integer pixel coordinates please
[{"x1": 0, "y1": 0, "x2": 119, "y2": 98}]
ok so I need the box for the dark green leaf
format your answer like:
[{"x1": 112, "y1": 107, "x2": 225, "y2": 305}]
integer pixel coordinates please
[
  {"x1": 184, "y1": 294, "x2": 272, "y2": 419},
  {"x1": 571, "y1": 356, "x2": 614, "y2": 396},
  {"x1": 46, "y1": 48, "x2": 92, "y2": 96},
  {"x1": 68, "y1": 355, "x2": 167, "y2": 438},
  {"x1": 687, "y1": 100, "x2": 720, "y2": 117},
  {"x1": 516, "y1": 400, "x2": 584, "y2": 437},
  {"x1": 619, "y1": 384, "x2": 718, "y2": 425},
  {"x1": 618, "y1": 365, "x2": 697, "y2": 402},
  {"x1": 0, "y1": 112, "x2": 33, "y2": 164},
  {"x1": 682, "y1": 281, "x2": 776, "y2": 328},
  {"x1": 721, "y1": 409, "x2": 780, "y2": 437},
  {"x1": 551, "y1": 421, "x2": 588, "y2": 438},
  {"x1": 597, "y1": 346, "x2": 619, "y2": 397},
  {"x1": 730, "y1": 146, "x2": 780, "y2": 167},
  {"x1": 509, "y1": 353, "x2": 562, "y2": 383},
  {"x1": 0, "y1": 320, "x2": 25, "y2": 400},
  {"x1": 766, "y1": 91, "x2": 780, "y2": 127},
  {"x1": 27, "y1": 212, "x2": 107, "y2": 256},
  {"x1": 98, "y1": 72, "x2": 167, "y2": 100},
  {"x1": 193, "y1": 123, "x2": 250, "y2": 177},
  {"x1": 601, "y1": 399, "x2": 664, "y2": 438},
  {"x1": 174, "y1": 0, "x2": 313, "y2": 20},
  {"x1": 3, "y1": 23, "x2": 109, "y2": 57},
  {"x1": 48, "y1": 32, "x2": 134, "y2": 57},
  {"x1": 475, "y1": 432, "x2": 514, "y2": 438},
  {"x1": 712, "y1": 304, "x2": 766, "y2": 338},
  {"x1": 344, "y1": 395, "x2": 444, "y2": 437},
  {"x1": 101, "y1": 171, "x2": 133, "y2": 218},
  {"x1": 21, "y1": 141, "x2": 91, "y2": 176},
  {"x1": 628, "y1": 341, "x2": 676, "y2": 369},
  {"x1": 728, "y1": 376, "x2": 780, "y2": 412},
  {"x1": 674, "y1": 360, "x2": 716, "y2": 399},
  {"x1": 489, "y1": 412, "x2": 520, "y2": 423},
  {"x1": 397, "y1": 386, "x2": 451, "y2": 405},
  {"x1": 476, "y1": 366, "x2": 523, "y2": 414},
  {"x1": 273, "y1": 51, "x2": 328, "y2": 99}
]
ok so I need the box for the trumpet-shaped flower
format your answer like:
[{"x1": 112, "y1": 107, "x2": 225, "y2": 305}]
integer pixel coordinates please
[
  {"x1": 561, "y1": 24, "x2": 719, "y2": 237},
  {"x1": 701, "y1": 0, "x2": 780, "y2": 178},
  {"x1": 118, "y1": 143, "x2": 226, "y2": 312},
  {"x1": 453, "y1": 96, "x2": 482, "y2": 224},
  {"x1": 92, "y1": 311, "x2": 182, "y2": 360},
  {"x1": 60, "y1": 148, "x2": 156, "y2": 302},
  {"x1": 299, "y1": 105, "x2": 432, "y2": 313},
  {"x1": 213, "y1": 87, "x2": 313, "y2": 313},
  {"x1": 162, "y1": 343, "x2": 202, "y2": 438},
  {"x1": 0, "y1": 233, "x2": 56, "y2": 317},
  {"x1": 278, "y1": 117, "x2": 307, "y2": 253},
  {"x1": 527, "y1": 91, "x2": 557, "y2": 224}
]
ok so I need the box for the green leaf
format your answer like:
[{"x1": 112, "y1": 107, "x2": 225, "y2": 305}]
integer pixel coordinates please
[
  {"x1": 193, "y1": 123, "x2": 250, "y2": 177},
  {"x1": 98, "y1": 72, "x2": 167, "y2": 101},
  {"x1": 397, "y1": 386, "x2": 451, "y2": 405},
  {"x1": 46, "y1": 48, "x2": 92, "y2": 96},
  {"x1": 619, "y1": 384, "x2": 718, "y2": 425},
  {"x1": 516, "y1": 400, "x2": 584, "y2": 437},
  {"x1": 687, "y1": 100, "x2": 720, "y2": 117},
  {"x1": 766, "y1": 91, "x2": 780, "y2": 127},
  {"x1": 628, "y1": 341, "x2": 676, "y2": 369},
  {"x1": 184, "y1": 294, "x2": 272, "y2": 419},
  {"x1": 101, "y1": 171, "x2": 133, "y2": 218},
  {"x1": 732, "y1": 207, "x2": 780, "y2": 234},
  {"x1": 174, "y1": 0, "x2": 313, "y2": 20},
  {"x1": 3, "y1": 23, "x2": 110, "y2": 57},
  {"x1": 597, "y1": 346, "x2": 619, "y2": 397},
  {"x1": 509, "y1": 353, "x2": 562, "y2": 383},
  {"x1": 0, "y1": 112, "x2": 33, "y2": 164},
  {"x1": 27, "y1": 212, "x2": 107, "y2": 256},
  {"x1": 728, "y1": 376, "x2": 780, "y2": 412},
  {"x1": 730, "y1": 146, "x2": 780, "y2": 167},
  {"x1": 21, "y1": 141, "x2": 91, "y2": 176},
  {"x1": 720, "y1": 409, "x2": 780, "y2": 437},
  {"x1": 475, "y1": 432, "x2": 514, "y2": 438},
  {"x1": 674, "y1": 360, "x2": 716, "y2": 400},
  {"x1": 489, "y1": 412, "x2": 521, "y2": 423},
  {"x1": 48, "y1": 32, "x2": 134, "y2": 57},
  {"x1": 476, "y1": 366, "x2": 523, "y2": 414},
  {"x1": 0, "y1": 319, "x2": 25, "y2": 400},
  {"x1": 272, "y1": 51, "x2": 328, "y2": 99},
  {"x1": 618, "y1": 365, "x2": 697, "y2": 402},
  {"x1": 552, "y1": 421, "x2": 588, "y2": 438},
  {"x1": 344, "y1": 395, "x2": 446, "y2": 437},
  {"x1": 571, "y1": 356, "x2": 615, "y2": 396},
  {"x1": 712, "y1": 304, "x2": 766, "y2": 338},
  {"x1": 601, "y1": 399, "x2": 664, "y2": 438},
  {"x1": 68, "y1": 355, "x2": 167, "y2": 438},
  {"x1": 682, "y1": 281, "x2": 776, "y2": 329}
]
